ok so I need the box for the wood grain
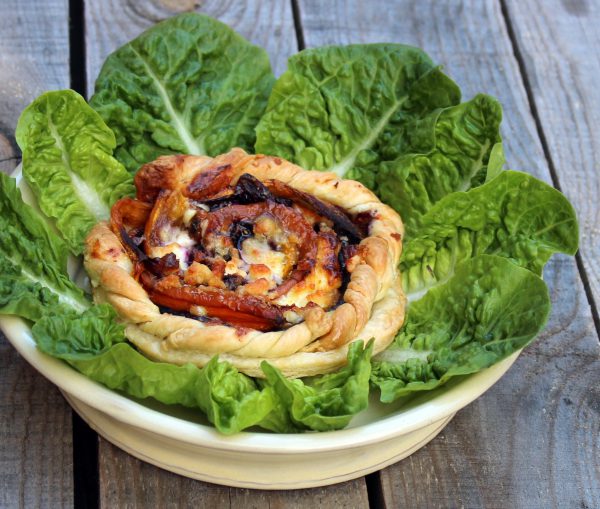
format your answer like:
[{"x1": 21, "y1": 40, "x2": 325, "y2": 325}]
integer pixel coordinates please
[
  {"x1": 0, "y1": 335, "x2": 75, "y2": 509},
  {"x1": 85, "y1": 0, "x2": 298, "y2": 98},
  {"x1": 296, "y1": 0, "x2": 600, "y2": 507},
  {"x1": 84, "y1": 1, "x2": 370, "y2": 505},
  {"x1": 0, "y1": 0, "x2": 70, "y2": 169},
  {"x1": 0, "y1": 0, "x2": 75, "y2": 507},
  {"x1": 98, "y1": 438, "x2": 369, "y2": 508},
  {"x1": 503, "y1": 0, "x2": 600, "y2": 320}
]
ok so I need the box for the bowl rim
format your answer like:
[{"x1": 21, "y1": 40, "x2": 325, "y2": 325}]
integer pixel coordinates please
[
  {"x1": 3, "y1": 163, "x2": 520, "y2": 455},
  {"x1": 1, "y1": 314, "x2": 520, "y2": 454}
]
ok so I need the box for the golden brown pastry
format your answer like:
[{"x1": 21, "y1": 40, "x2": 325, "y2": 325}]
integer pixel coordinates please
[{"x1": 84, "y1": 148, "x2": 406, "y2": 377}]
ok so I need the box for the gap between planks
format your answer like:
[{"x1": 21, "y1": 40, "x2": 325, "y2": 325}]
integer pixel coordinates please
[
  {"x1": 69, "y1": 1, "x2": 100, "y2": 508},
  {"x1": 291, "y1": 0, "x2": 306, "y2": 53},
  {"x1": 68, "y1": 0, "x2": 378, "y2": 506},
  {"x1": 70, "y1": 0, "x2": 87, "y2": 95},
  {"x1": 289, "y1": 0, "x2": 386, "y2": 505},
  {"x1": 498, "y1": 0, "x2": 600, "y2": 339}
]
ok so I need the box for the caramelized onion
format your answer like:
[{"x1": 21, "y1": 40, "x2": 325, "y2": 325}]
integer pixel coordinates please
[
  {"x1": 111, "y1": 197, "x2": 152, "y2": 234},
  {"x1": 144, "y1": 190, "x2": 192, "y2": 257},
  {"x1": 264, "y1": 179, "x2": 364, "y2": 242},
  {"x1": 112, "y1": 165, "x2": 362, "y2": 331},
  {"x1": 185, "y1": 164, "x2": 234, "y2": 199},
  {"x1": 198, "y1": 173, "x2": 292, "y2": 210}
]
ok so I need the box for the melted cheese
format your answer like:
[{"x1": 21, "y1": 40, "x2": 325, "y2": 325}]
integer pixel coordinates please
[
  {"x1": 240, "y1": 237, "x2": 287, "y2": 284},
  {"x1": 274, "y1": 234, "x2": 341, "y2": 308},
  {"x1": 274, "y1": 267, "x2": 340, "y2": 308},
  {"x1": 146, "y1": 193, "x2": 343, "y2": 312},
  {"x1": 182, "y1": 207, "x2": 197, "y2": 226},
  {"x1": 224, "y1": 258, "x2": 248, "y2": 279},
  {"x1": 149, "y1": 224, "x2": 195, "y2": 268}
]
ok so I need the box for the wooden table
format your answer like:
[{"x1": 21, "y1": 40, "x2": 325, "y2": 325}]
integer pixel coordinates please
[{"x1": 1, "y1": 1, "x2": 599, "y2": 507}]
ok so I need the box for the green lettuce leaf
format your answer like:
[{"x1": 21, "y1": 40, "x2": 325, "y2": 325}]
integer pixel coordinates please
[
  {"x1": 195, "y1": 357, "x2": 277, "y2": 434},
  {"x1": 401, "y1": 171, "x2": 579, "y2": 300},
  {"x1": 90, "y1": 13, "x2": 275, "y2": 174},
  {"x1": 256, "y1": 44, "x2": 460, "y2": 173},
  {"x1": 0, "y1": 172, "x2": 89, "y2": 321},
  {"x1": 33, "y1": 305, "x2": 275, "y2": 434},
  {"x1": 15, "y1": 90, "x2": 134, "y2": 255},
  {"x1": 33, "y1": 304, "x2": 125, "y2": 359},
  {"x1": 260, "y1": 341, "x2": 373, "y2": 431},
  {"x1": 3, "y1": 28, "x2": 580, "y2": 436},
  {"x1": 485, "y1": 142, "x2": 506, "y2": 183},
  {"x1": 33, "y1": 304, "x2": 372, "y2": 434},
  {"x1": 371, "y1": 255, "x2": 550, "y2": 402},
  {"x1": 348, "y1": 94, "x2": 502, "y2": 234},
  {"x1": 255, "y1": 45, "x2": 501, "y2": 233}
]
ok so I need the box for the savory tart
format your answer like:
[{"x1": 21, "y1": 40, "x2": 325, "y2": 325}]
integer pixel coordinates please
[{"x1": 84, "y1": 148, "x2": 406, "y2": 377}]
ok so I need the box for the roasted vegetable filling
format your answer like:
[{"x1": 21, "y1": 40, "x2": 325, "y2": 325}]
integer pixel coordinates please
[{"x1": 110, "y1": 164, "x2": 368, "y2": 331}]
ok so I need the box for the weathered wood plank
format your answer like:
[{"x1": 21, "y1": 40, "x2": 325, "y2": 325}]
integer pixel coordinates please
[
  {"x1": 98, "y1": 438, "x2": 369, "y2": 508},
  {"x1": 0, "y1": 333, "x2": 75, "y2": 509},
  {"x1": 296, "y1": 0, "x2": 600, "y2": 507},
  {"x1": 503, "y1": 0, "x2": 600, "y2": 322},
  {"x1": 84, "y1": 1, "x2": 370, "y2": 505},
  {"x1": 0, "y1": 0, "x2": 71, "y2": 167},
  {"x1": 98, "y1": 440, "x2": 230, "y2": 507},
  {"x1": 379, "y1": 256, "x2": 600, "y2": 508},
  {"x1": 0, "y1": 1, "x2": 75, "y2": 507},
  {"x1": 85, "y1": 0, "x2": 297, "y2": 99}
]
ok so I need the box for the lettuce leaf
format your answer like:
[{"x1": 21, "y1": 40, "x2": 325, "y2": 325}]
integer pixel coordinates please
[
  {"x1": 90, "y1": 13, "x2": 275, "y2": 174},
  {"x1": 349, "y1": 94, "x2": 502, "y2": 234},
  {"x1": 485, "y1": 142, "x2": 506, "y2": 183},
  {"x1": 32, "y1": 304, "x2": 373, "y2": 434},
  {"x1": 260, "y1": 341, "x2": 373, "y2": 432},
  {"x1": 372, "y1": 255, "x2": 550, "y2": 402},
  {"x1": 0, "y1": 172, "x2": 89, "y2": 321},
  {"x1": 197, "y1": 358, "x2": 280, "y2": 434},
  {"x1": 15, "y1": 90, "x2": 134, "y2": 255},
  {"x1": 33, "y1": 305, "x2": 275, "y2": 434},
  {"x1": 374, "y1": 172, "x2": 577, "y2": 401},
  {"x1": 402, "y1": 171, "x2": 579, "y2": 300},
  {"x1": 256, "y1": 44, "x2": 460, "y2": 172},
  {"x1": 255, "y1": 45, "x2": 501, "y2": 233},
  {"x1": 3, "y1": 29, "x2": 580, "y2": 435},
  {"x1": 33, "y1": 304, "x2": 125, "y2": 359}
]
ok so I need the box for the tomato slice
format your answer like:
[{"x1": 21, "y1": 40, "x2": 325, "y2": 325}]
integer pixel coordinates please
[{"x1": 139, "y1": 271, "x2": 287, "y2": 332}]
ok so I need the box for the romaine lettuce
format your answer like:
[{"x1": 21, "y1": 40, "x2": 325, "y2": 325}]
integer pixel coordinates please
[
  {"x1": 0, "y1": 172, "x2": 89, "y2": 321},
  {"x1": 255, "y1": 45, "x2": 502, "y2": 233},
  {"x1": 33, "y1": 305, "x2": 274, "y2": 433},
  {"x1": 373, "y1": 171, "x2": 577, "y2": 402},
  {"x1": 32, "y1": 304, "x2": 374, "y2": 434},
  {"x1": 260, "y1": 341, "x2": 373, "y2": 431},
  {"x1": 372, "y1": 255, "x2": 550, "y2": 402},
  {"x1": 256, "y1": 44, "x2": 460, "y2": 172},
  {"x1": 401, "y1": 170, "x2": 578, "y2": 300},
  {"x1": 15, "y1": 90, "x2": 134, "y2": 255},
  {"x1": 485, "y1": 142, "x2": 506, "y2": 183},
  {"x1": 90, "y1": 13, "x2": 275, "y2": 174},
  {"x1": 4, "y1": 24, "x2": 582, "y2": 434},
  {"x1": 349, "y1": 94, "x2": 502, "y2": 234}
]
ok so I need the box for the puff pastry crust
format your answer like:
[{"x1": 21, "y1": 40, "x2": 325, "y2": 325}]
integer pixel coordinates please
[{"x1": 84, "y1": 148, "x2": 406, "y2": 377}]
